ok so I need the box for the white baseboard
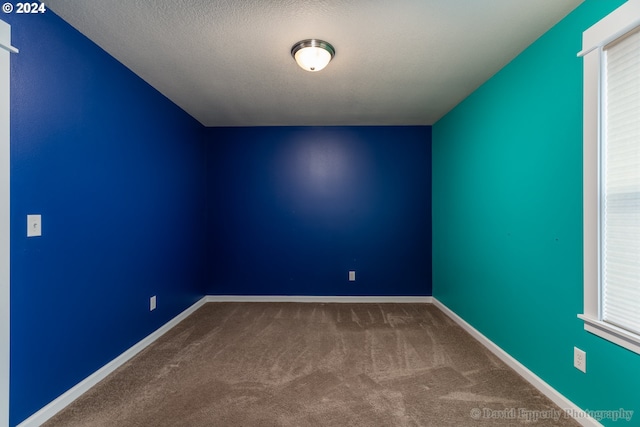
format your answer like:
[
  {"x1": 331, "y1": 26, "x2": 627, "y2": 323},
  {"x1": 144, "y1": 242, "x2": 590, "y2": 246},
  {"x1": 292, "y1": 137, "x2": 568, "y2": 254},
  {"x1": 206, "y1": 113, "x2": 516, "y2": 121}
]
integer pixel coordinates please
[
  {"x1": 18, "y1": 295, "x2": 594, "y2": 427},
  {"x1": 205, "y1": 295, "x2": 433, "y2": 303},
  {"x1": 432, "y1": 298, "x2": 602, "y2": 427},
  {"x1": 17, "y1": 296, "x2": 209, "y2": 427},
  {"x1": 16, "y1": 295, "x2": 430, "y2": 426}
]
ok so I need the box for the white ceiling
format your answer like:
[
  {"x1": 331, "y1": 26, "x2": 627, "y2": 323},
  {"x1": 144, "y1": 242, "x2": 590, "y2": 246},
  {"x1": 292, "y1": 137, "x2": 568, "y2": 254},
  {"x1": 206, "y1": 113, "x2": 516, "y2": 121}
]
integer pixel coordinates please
[{"x1": 44, "y1": 0, "x2": 583, "y2": 127}]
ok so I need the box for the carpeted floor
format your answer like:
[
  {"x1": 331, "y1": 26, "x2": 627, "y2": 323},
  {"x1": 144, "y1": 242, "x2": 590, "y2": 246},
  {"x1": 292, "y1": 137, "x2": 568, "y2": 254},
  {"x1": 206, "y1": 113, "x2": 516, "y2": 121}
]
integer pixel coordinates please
[{"x1": 44, "y1": 303, "x2": 580, "y2": 426}]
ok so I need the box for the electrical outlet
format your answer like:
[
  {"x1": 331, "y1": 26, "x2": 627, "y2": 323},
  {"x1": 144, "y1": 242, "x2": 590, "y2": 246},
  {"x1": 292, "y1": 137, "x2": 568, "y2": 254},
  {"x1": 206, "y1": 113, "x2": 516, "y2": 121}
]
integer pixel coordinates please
[
  {"x1": 150, "y1": 296, "x2": 157, "y2": 311},
  {"x1": 574, "y1": 347, "x2": 586, "y2": 373},
  {"x1": 349, "y1": 271, "x2": 356, "y2": 281}
]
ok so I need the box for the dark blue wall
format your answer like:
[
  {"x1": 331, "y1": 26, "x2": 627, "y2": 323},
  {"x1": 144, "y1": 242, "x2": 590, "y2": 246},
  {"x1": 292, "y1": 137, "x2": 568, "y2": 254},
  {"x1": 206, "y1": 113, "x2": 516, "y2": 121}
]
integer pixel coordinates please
[
  {"x1": 5, "y1": 11, "x2": 206, "y2": 425},
  {"x1": 5, "y1": 8, "x2": 432, "y2": 425},
  {"x1": 205, "y1": 126, "x2": 432, "y2": 296}
]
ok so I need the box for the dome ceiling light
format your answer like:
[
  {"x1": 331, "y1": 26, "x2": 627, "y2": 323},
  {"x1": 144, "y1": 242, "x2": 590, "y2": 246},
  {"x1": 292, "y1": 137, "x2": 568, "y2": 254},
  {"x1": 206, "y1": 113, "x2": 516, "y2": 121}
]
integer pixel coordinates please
[{"x1": 291, "y1": 39, "x2": 335, "y2": 72}]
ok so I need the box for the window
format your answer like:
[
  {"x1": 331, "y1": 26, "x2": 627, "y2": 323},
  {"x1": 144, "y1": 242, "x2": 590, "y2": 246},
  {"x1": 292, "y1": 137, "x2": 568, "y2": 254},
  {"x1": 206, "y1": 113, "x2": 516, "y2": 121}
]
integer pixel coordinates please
[{"x1": 580, "y1": 0, "x2": 640, "y2": 355}]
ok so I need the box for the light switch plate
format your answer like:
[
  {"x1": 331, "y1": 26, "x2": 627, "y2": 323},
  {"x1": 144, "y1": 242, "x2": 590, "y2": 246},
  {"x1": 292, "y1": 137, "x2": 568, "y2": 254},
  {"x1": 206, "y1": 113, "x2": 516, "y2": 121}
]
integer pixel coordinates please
[
  {"x1": 349, "y1": 271, "x2": 356, "y2": 281},
  {"x1": 27, "y1": 214, "x2": 42, "y2": 237}
]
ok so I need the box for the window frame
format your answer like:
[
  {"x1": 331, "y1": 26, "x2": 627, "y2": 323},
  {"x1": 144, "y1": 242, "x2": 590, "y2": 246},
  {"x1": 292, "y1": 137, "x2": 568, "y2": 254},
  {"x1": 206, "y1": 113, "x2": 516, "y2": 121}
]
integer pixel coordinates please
[{"x1": 580, "y1": 0, "x2": 640, "y2": 355}]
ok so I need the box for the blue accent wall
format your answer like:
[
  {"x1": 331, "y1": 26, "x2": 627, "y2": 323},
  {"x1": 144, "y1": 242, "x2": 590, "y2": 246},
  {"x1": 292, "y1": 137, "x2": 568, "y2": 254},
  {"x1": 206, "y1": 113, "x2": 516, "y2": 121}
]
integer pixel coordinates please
[
  {"x1": 5, "y1": 9, "x2": 432, "y2": 422},
  {"x1": 205, "y1": 126, "x2": 432, "y2": 296},
  {"x1": 432, "y1": 1, "x2": 640, "y2": 425},
  {"x1": 5, "y1": 11, "x2": 206, "y2": 425}
]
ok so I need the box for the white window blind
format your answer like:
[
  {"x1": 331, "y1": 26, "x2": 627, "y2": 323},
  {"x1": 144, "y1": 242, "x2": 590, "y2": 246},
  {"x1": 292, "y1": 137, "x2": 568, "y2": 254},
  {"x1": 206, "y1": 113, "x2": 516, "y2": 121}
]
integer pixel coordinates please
[{"x1": 602, "y1": 28, "x2": 640, "y2": 335}]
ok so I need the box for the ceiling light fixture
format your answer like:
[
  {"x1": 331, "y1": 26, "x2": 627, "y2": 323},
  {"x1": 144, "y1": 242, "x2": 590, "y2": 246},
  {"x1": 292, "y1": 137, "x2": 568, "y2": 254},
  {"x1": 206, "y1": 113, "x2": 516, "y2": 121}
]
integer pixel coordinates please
[{"x1": 291, "y1": 39, "x2": 335, "y2": 72}]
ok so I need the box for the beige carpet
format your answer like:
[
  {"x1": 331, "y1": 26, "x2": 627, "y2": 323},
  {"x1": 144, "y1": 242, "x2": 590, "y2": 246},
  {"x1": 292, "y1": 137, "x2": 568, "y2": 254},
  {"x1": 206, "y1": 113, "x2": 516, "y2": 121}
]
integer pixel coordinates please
[{"x1": 45, "y1": 303, "x2": 580, "y2": 426}]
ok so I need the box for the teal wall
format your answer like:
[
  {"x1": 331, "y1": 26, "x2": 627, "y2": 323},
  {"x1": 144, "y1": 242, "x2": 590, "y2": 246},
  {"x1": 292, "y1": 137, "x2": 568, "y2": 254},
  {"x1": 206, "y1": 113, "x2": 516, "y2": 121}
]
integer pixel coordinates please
[{"x1": 432, "y1": 1, "x2": 640, "y2": 425}]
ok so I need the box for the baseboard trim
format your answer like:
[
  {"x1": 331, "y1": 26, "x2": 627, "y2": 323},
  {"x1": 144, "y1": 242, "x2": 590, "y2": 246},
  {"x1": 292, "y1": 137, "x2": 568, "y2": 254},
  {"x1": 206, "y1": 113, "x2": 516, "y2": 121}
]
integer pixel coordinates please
[
  {"x1": 205, "y1": 295, "x2": 433, "y2": 303},
  {"x1": 20, "y1": 295, "x2": 594, "y2": 427},
  {"x1": 16, "y1": 295, "x2": 430, "y2": 426},
  {"x1": 432, "y1": 298, "x2": 602, "y2": 427},
  {"x1": 17, "y1": 296, "x2": 209, "y2": 427}
]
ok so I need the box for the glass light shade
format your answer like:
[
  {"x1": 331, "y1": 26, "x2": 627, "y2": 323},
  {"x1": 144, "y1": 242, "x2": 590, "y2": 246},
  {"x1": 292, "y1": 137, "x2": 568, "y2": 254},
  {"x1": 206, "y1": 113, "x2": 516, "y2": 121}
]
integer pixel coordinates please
[{"x1": 291, "y1": 40, "x2": 335, "y2": 72}]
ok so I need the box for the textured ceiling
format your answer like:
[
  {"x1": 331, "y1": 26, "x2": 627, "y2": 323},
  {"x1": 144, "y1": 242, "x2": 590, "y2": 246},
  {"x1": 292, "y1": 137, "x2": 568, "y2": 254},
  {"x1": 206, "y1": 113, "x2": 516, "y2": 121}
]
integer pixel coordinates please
[{"x1": 43, "y1": 0, "x2": 583, "y2": 127}]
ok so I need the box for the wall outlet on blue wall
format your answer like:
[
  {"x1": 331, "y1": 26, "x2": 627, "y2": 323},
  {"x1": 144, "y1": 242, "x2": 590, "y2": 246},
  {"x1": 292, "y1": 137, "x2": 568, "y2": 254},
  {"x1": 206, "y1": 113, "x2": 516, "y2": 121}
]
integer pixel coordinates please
[
  {"x1": 150, "y1": 296, "x2": 157, "y2": 311},
  {"x1": 349, "y1": 271, "x2": 356, "y2": 281}
]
